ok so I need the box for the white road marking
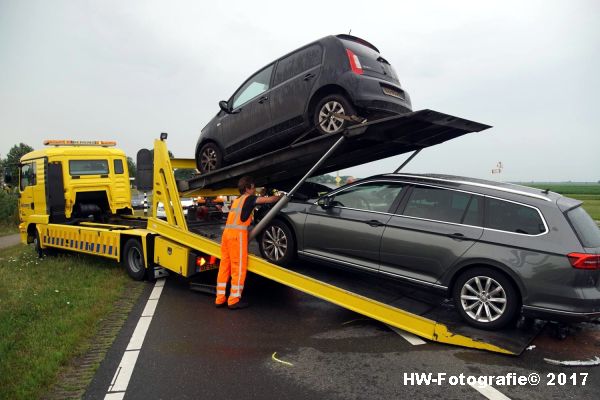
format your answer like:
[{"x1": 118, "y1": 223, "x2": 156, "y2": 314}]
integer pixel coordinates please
[
  {"x1": 104, "y1": 278, "x2": 166, "y2": 399},
  {"x1": 386, "y1": 324, "x2": 427, "y2": 345},
  {"x1": 469, "y1": 382, "x2": 511, "y2": 400}
]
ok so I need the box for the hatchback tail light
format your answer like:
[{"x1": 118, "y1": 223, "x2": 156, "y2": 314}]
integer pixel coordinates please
[
  {"x1": 567, "y1": 253, "x2": 600, "y2": 269},
  {"x1": 346, "y1": 49, "x2": 363, "y2": 75}
]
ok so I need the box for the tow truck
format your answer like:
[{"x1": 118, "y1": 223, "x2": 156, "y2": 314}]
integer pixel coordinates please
[{"x1": 14, "y1": 110, "x2": 543, "y2": 355}]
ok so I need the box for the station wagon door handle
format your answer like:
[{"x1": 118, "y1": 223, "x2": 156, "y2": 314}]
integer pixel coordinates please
[
  {"x1": 364, "y1": 219, "x2": 385, "y2": 227},
  {"x1": 258, "y1": 96, "x2": 269, "y2": 104},
  {"x1": 304, "y1": 73, "x2": 315, "y2": 81},
  {"x1": 448, "y1": 232, "x2": 467, "y2": 239}
]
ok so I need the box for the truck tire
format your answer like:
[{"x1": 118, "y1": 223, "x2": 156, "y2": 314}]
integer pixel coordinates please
[
  {"x1": 452, "y1": 267, "x2": 519, "y2": 330},
  {"x1": 122, "y1": 238, "x2": 146, "y2": 281},
  {"x1": 34, "y1": 229, "x2": 43, "y2": 258}
]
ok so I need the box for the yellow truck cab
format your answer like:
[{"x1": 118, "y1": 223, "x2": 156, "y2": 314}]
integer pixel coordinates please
[{"x1": 18, "y1": 140, "x2": 132, "y2": 244}]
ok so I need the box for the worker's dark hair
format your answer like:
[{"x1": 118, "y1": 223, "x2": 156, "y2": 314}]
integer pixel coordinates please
[{"x1": 238, "y1": 176, "x2": 255, "y2": 194}]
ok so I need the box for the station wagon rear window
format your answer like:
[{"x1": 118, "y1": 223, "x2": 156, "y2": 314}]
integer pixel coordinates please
[
  {"x1": 484, "y1": 198, "x2": 546, "y2": 235},
  {"x1": 566, "y1": 206, "x2": 600, "y2": 248},
  {"x1": 69, "y1": 160, "x2": 109, "y2": 176}
]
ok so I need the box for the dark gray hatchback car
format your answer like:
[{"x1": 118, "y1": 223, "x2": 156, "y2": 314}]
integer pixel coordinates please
[
  {"x1": 258, "y1": 174, "x2": 600, "y2": 330},
  {"x1": 195, "y1": 34, "x2": 412, "y2": 173}
]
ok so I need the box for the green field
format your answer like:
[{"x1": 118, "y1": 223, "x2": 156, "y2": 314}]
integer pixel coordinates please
[
  {"x1": 521, "y1": 183, "x2": 600, "y2": 221},
  {"x1": 0, "y1": 245, "x2": 138, "y2": 400}
]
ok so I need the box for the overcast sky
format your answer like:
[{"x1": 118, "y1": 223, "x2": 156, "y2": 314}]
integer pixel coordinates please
[{"x1": 1, "y1": 0, "x2": 598, "y2": 182}]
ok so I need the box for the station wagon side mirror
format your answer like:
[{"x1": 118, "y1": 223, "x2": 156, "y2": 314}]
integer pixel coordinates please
[
  {"x1": 219, "y1": 100, "x2": 231, "y2": 114},
  {"x1": 318, "y1": 196, "x2": 333, "y2": 209}
]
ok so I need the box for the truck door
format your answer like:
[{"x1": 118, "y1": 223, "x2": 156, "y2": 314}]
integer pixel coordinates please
[{"x1": 18, "y1": 161, "x2": 37, "y2": 221}]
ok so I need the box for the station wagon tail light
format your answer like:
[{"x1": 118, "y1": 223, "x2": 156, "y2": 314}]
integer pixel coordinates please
[
  {"x1": 346, "y1": 49, "x2": 363, "y2": 75},
  {"x1": 568, "y1": 253, "x2": 600, "y2": 269},
  {"x1": 43, "y1": 139, "x2": 117, "y2": 147}
]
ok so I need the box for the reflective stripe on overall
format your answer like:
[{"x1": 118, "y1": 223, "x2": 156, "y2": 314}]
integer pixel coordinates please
[{"x1": 216, "y1": 194, "x2": 252, "y2": 306}]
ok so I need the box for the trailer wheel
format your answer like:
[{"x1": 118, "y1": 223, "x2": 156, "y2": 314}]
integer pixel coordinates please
[
  {"x1": 122, "y1": 238, "x2": 146, "y2": 281},
  {"x1": 196, "y1": 142, "x2": 223, "y2": 174},
  {"x1": 452, "y1": 267, "x2": 519, "y2": 330},
  {"x1": 314, "y1": 94, "x2": 356, "y2": 135},
  {"x1": 259, "y1": 220, "x2": 295, "y2": 266}
]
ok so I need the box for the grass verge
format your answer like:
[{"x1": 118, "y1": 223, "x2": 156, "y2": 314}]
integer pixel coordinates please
[
  {"x1": 0, "y1": 245, "x2": 143, "y2": 400},
  {"x1": 0, "y1": 224, "x2": 18, "y2": 237}
]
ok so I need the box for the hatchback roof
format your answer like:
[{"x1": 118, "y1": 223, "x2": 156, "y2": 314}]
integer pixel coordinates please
[{"x1": 335, "y1": 34, "x2": 380, "y2": 53}]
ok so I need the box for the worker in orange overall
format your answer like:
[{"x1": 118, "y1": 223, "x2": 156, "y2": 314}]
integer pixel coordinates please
[{"x1": 216, "y1": 176, "x2": 282, "y2": 309}]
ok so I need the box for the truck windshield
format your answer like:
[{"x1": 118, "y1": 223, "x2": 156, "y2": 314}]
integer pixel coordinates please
[{"x1": 69, "y1": 160, "x2": 109, "y2": 176}]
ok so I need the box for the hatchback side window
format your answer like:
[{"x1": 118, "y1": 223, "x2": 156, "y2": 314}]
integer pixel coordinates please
[
  {"x1": 484, "y1": 198, "x2": 546, "y2": 235},
  {"x1": 403, "y1": 186, "x2": 472, "y2": 224},
  {"x1": 232, "y1": 64, "x2": 274, "y2": 109},
  {"x1": 331, "y1": 182, "x2": 405, "y2": 212},
  {"x1": 273, "y1": 44, "x2": 323, "y2": 86}
]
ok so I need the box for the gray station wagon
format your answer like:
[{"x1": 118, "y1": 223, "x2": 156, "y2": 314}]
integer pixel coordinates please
[{"x1": 258, "y1": 174, "x2": 600, "y2": 330}]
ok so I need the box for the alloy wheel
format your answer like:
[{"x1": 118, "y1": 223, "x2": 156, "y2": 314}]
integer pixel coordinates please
[
  {"x1": 262, "y1": 225, "x2": 288, "y2": 261},
  {"x1": 460, "y1": 276, "x2": 507, "y2": 323},
  {"x1": 318, "y1": 101, "x2": 346, "y2": 133},
  {"x1": 201, "y1": 147, "x2": 218, "y2": 172}
]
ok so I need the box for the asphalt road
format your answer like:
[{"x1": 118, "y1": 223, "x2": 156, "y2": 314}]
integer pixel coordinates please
[
  {"x1": 0, "y1": 233, "x2": 21, "y2": 249},
  {"x1": 85, "y1": 262, "x2": 600, "y2": 400}
]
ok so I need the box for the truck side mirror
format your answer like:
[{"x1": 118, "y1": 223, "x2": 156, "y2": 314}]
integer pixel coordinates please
[
  {"x1": 136, "y1": 149, "x2": 153, "y2": 192},
  {"x1": 318, "y1": 197, "x2": 333, "y2": 209},
  {"x1": 219, "y1": 100, "x2": 231, "y2": 114},
  {"x1": 3, "y1": 170, "x2": 12, "y2": 185}
]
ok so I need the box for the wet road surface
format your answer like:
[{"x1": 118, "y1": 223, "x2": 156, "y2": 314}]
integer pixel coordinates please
[{"x1": 85, "y1": 261, "x2": 600, "y2": 400}]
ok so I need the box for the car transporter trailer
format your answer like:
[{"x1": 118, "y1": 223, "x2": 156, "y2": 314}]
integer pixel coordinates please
[{"x1": 27, "y1": 109, "x2": 542, "y2": 356}]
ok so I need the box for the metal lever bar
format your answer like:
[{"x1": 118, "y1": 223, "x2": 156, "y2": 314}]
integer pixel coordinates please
[{"x1": 249, "y1": 135, "x2": 347, "y2": 240}]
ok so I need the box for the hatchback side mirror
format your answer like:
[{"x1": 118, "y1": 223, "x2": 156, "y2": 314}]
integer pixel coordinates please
[
  {"x1": 219, "y1": 100, "x2": 231, "y2": 114},
  {"x1": 318, "y1": 197, "x2": 333, "y2": 209}
]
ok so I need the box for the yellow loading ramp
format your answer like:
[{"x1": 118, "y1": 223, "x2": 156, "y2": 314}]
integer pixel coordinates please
[{"x1": 147, "y1": 138, "x2": 538, "y2": 355}]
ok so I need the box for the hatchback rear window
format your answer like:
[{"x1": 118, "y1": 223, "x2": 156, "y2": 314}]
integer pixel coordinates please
[
  {"x1": 340, "y1": 39, "x2": 399, "y2": 82},
  {"x1": 485, "y1": 198, "x2": 546, "y2": 235},
  {"x1": 566, "y1": 206, "x2": 600, "y2": 248}
]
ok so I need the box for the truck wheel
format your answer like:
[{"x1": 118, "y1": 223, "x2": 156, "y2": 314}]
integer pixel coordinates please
[
  {"x1": 122, "y1": 238, "x2": 146, "y2": 281},
  {"x1": 196, "y1": 142, "x2": 223, "y2": 174},
  {"x1": 34, "y1": 230, "x2": 43, "y2": 258},
  {"x1": 259, "y1": 220, "x2": 295, "y2": 266},
  {"x1": 452, "y1": 267, "x2": 519, "y2": 330},
  {"x1": 314, "y1": 94, "x2": 356, "y2": 135}
]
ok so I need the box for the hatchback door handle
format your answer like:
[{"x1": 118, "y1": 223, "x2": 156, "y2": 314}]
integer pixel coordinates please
[
  {"x1": 258, "y1": 96, "x2": 269, "y2": 104},
  {"x1": 364, "y1": 219, "x2": 385, "y2": 227},
  {"x1": 304, "y1": 73, "x2": 315, "y2": 81}
]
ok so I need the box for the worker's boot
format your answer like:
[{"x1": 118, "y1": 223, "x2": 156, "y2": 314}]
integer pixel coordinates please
[{"x1": 228, "y1": 300, "x2": 249, "y2": 310}]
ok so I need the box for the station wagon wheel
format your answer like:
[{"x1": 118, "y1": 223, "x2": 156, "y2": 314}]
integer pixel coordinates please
[
  {"x1": 122, "y1": 238, "x2": 146, "y2": 281},
  {"x1": 196, "y1": 142, "x2": 223, "y2": 174},
  {"x1": 314, "y1": 94, "x2": 356, "y2": 135},
  {"x1": 259, "y1": 220, "x2": 295, "y2": 265},
  {"x1": 452, "y1": 267, "x2": 519, "y2": 330}
]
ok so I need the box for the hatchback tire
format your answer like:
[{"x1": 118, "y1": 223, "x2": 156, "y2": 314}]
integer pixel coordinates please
[
  {"x1": 259, "y1": 220, "x2": 295, "y2": 265},
  {"x1": 314, "y1": 94, "x2": 356, "y2": 135},
  {"x1": 452, "y1": 267, "x2": 519, "y2": 330},
  {"x1": 196, "y1": 142, "x2": 223, "y2": 174}
]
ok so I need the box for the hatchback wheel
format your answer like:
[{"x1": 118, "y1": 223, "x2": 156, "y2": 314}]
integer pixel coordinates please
[
  {"x1": 452, "y1": 267, "x2": 519, "y2": 330},
  {"x1": 314, "y1": 94, "x2": 356, "y2": 135},
  {"x1": 196, "y1": 142, "x2": 223, "y2": 174},
  {"x1": 259, "y1": 220, "x2": 295, "y2": 265}
]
